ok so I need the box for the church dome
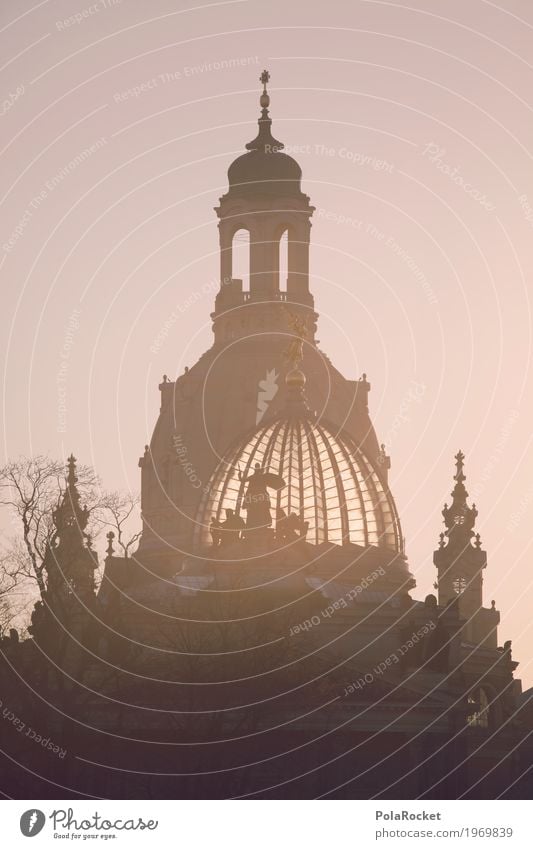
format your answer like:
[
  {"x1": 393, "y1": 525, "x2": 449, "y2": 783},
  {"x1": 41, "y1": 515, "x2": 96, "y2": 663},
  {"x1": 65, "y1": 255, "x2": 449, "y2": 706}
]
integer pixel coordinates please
[
  {"x1": 225, "y1": 70, "x2": 304, "y2": 197},
  {"x1": 227, "y1": 150, "x2": 302, "y2": 196},
  {"x1": 195, "y1": 413, "x2": 403, "y2": 551}
]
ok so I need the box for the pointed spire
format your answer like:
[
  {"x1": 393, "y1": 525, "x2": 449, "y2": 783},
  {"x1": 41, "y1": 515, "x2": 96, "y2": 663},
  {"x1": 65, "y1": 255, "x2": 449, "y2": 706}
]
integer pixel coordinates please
[
  {"x1": 440, "y1": 450, "x2": 480, "y2": 547},
  {"x1": 454, "y1": 449, "x2": 465, "y2": 482},
  {"x1": 67, "y1": 453, "x2": 78, "y2": 487},
  {"x1": 53, "y1": 453, "x2": 90, "y2": 545},
  {"x1": 245, "y1": 69, "x2": 284, "y2": 153}
]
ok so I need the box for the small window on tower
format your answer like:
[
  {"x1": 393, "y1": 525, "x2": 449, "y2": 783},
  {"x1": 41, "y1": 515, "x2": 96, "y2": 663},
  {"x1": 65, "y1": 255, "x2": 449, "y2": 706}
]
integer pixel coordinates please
[
  {"x1": 452, "y1": 576, "x2": 467, "y2": 594},
  {"x1": 454, "y1": 514, "x2": 465, "y2": 525}
]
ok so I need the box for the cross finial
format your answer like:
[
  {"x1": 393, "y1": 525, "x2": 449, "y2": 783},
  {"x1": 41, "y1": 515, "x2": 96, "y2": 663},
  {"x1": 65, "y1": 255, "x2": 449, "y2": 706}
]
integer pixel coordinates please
[
  {"x1": 245, "y1": 69, "x2": 283, "y2": 152},
  {"x1": 454, "y1": 449, "x2": 465, "y2": 483},
  {"x1": 66, "y1": 453, "x2": 78, "y2": 486}
]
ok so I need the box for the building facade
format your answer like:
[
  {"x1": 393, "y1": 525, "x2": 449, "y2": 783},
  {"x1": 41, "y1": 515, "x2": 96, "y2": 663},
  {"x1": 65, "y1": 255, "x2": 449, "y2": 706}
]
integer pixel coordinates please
[{"x1": 0, "y1": 73, "x2": 530, "y2": 800}]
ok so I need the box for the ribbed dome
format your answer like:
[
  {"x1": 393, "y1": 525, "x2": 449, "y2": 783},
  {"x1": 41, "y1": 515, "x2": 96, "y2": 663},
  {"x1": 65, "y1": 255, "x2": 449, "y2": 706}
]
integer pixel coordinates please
[
  {"x1": 195, "y1": 415, "x2": 403, "y2": 551},
  {"x1": 227, "y1": 150, "x2": 302, "y2": 196}
]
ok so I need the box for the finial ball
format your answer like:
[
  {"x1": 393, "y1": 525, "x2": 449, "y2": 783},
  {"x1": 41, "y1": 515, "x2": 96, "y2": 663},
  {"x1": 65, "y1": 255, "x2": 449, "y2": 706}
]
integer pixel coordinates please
[{"x1": 286, "y1": 368, "x2": 306, "y2": 388}]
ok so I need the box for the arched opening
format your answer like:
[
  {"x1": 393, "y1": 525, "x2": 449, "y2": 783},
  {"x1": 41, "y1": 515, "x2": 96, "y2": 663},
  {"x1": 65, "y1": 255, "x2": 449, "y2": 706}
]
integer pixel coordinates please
[
  {"x1": 232, "y1": 228, "x2": 250, "y2": 292},
  {"x1": 268, "y1": 225, "x2": 289, "y2": 295},
  {"x1": 279, "y1": 229, "x2": 289, "y2": 293}
]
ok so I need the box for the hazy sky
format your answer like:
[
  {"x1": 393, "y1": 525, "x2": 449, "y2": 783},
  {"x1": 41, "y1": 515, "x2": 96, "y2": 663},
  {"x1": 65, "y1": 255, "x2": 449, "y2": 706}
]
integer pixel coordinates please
[{"x1": 1, "y1": 0, "x2": 532, "y2": 685}]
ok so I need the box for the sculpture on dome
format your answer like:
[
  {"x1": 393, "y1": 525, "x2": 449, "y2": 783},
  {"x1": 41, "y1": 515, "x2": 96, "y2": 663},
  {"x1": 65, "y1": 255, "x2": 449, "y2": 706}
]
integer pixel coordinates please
[
  {"x1": 276, "y1": 508, "x2": 309, "y2": 543},
  {"x1": 284, "y1": 310, "x2": 308, "y2": 370},
  {"x1": 210, "y1": 515, "x2": 223, "y2": 547},
  {"x1": 238, "y1": 462, "x2": 285, "y2": 534},
  {"x1": 219, "y1": 509, "x2": 246, "y2": 546}
]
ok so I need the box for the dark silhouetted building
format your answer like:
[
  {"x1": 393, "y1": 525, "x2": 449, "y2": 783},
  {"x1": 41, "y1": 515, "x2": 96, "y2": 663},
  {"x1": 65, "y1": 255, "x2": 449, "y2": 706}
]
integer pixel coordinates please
[{"x1": 1, "y1": 73, "x2": 530, "y2": 800}]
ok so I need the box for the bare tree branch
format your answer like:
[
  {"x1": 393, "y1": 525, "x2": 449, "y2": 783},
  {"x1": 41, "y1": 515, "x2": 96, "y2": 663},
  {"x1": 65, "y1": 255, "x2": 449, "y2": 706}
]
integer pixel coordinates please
[
  {"x1": 0, "y1": 455, "x2": 104, "y2": 624},
  {"x1": 92, "y1": 490, "x2": 141, "y2": 558}
]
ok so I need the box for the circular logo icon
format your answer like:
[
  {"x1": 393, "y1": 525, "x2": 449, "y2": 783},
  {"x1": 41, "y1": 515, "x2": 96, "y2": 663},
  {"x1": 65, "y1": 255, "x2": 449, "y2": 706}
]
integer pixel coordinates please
[{"x1": 20, "y1": 810, "x2": 46, "y2": 837}]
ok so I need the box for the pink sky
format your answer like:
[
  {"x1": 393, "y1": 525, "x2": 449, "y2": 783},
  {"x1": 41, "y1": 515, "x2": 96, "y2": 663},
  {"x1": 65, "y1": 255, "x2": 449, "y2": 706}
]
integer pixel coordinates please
[{"x1": 1, "y1": 0, "x2": 532, "y2": 686}]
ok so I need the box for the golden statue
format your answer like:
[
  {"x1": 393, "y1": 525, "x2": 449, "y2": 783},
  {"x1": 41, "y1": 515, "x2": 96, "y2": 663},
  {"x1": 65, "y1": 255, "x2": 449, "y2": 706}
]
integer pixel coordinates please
[{"x1": 284, "y1": 310, "x2": 308, "y2": 368}]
